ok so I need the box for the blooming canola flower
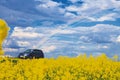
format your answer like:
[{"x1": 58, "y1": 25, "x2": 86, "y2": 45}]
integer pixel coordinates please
[
  {"x1": 0, "y1": 19, "x2": 10, "y2": 54},
  {"x1": 0, "y1": 54, "x2": 120, "y2": 80}
]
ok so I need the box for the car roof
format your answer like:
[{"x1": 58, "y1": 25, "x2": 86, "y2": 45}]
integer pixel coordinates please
[{"x1": 27, "y1": 49, "x2": 42, "y2": 51}]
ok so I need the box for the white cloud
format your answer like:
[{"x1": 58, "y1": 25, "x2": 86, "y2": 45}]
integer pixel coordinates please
[
  {"x1": 11, "y1": 27, "x2": 43, "y2": 38},
  {"x1": 85, "y1": 13, "x2": 118, "y2": 22},
  {"x1": 17, "y1": 41, "x2": 30, "y2": 47},
  {"x1": 79, "y1": 36, "x2": 91, "y2": 42},
  {"x1": 35, "y1": 0, "x2": 68, "y2": 22},
  {"x1": 46, "y1": 0, "x2": 60, "y2": 7},
  {"x1": 97, "y1": 45, "x2": 109, "y2": 49},
  {"x1": 58, "y1": 8, "x2": 65, "y2": 14},
  {"x1": 64, "y1": 12, "x2": 77, "y2": 18},
  {"x1": 65, "y1": 0, "x2": 120, "y2": 22},
  {"x1": 8, "y1": 26, "x2": 76, "y2": 50},
  {"x1": 66, "y1": 6, "x2": 78, "y2": 12},
  {"x1": 116, "y1": 35, "x2": 120, "y2": 42},
  {"x1": 102, "y1": 46, "x2": 109, "y2": 49},
  {"x1": 34, "y1": 26, "x2": 76, "y2": 48},
  {"x1": 12, "y1": 32, "x2": 43, "y2": 38},
  {"x1": 36, "y1": 0, "x2": 62, "y2": 12},
  {"x1": 91, "y1": 24, "x2": 120, "y2": 32},
  {"x1": 97, "y1": 13, "x2": 117, "y2": 21},
  {"x1": 41, "y1": 21, "x2": 54, "y2": 26},
  {"x1": 42, "y1": 45, "x2": 56, "y2": 53},
  {"x1": 4, "y1": 48, "x2": 18, "y2": 52},
  {"x1": 80, "y1": 0, "x2": 118, "y2": 11},
  {"x1": 80, "y1": 46, "x2": 86, "y2": 49},
  {"x1": 37, "y1": 0, "x2": 60, "y2": 8},
  {"x1": 52, "y1": 28, "x2": 76, "y2": 34},
  {"x1": 25, "y1": 27, "x2": 35, "y2": 31}
]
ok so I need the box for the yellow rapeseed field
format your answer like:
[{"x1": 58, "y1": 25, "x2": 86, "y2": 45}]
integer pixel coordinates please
[{"x1": 0, "y1": 54, "x2": 120, "y2": 80}]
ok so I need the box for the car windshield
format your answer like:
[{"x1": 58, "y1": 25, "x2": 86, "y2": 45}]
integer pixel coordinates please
[{"x1": 24, "y1": 49, "x2": 32, "y2": 53}]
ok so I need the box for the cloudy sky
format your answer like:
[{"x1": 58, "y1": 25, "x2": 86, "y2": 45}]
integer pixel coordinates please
[{"x1": 0, "y1": 0, "x2": 120, "y2": 58}]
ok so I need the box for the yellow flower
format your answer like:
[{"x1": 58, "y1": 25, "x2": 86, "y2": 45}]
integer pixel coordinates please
[
  {"x1": 0, "y1": 54, "x2": 120, "y2": 80},
  {"x1": 0, "y1": 19, "x2": 10, "y2": 55}
]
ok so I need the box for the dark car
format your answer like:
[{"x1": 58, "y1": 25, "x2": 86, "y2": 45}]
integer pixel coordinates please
[{"x1": 18, "y1": 49, "x2": 44, "y2": 59}]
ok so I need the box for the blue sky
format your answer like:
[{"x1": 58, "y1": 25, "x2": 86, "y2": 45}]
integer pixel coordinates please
[{"x1": 0, "y1": 0, "x2": 120, "y2": 58}]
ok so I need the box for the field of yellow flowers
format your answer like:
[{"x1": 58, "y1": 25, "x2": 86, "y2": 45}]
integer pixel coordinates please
[{"x1": 0, "y1": 54, "x2": 120, "y2": 80}]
